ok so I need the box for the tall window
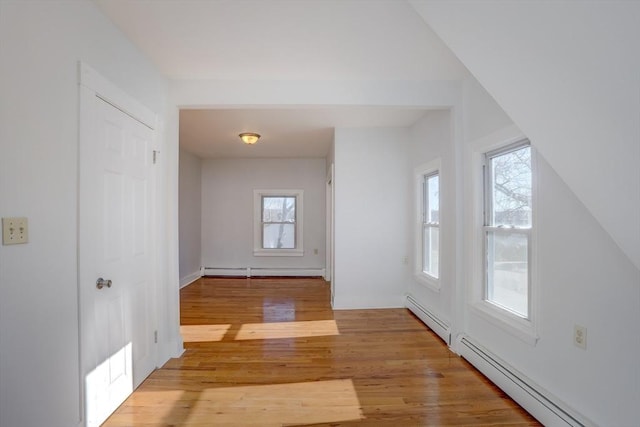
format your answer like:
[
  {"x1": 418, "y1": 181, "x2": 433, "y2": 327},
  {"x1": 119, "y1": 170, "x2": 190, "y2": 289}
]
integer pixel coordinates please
[
  {"x1": 484, "y1": 141, "x2": 532, "y2": 318},
  {"x1": 415, "y1": 160, "x2": 440, "y2": 289},
  {"x1": 254, "y1": 190, "x2": 304, "y2": 256},
  {"x1": 422, "y1": 172, "x2": 439, "y2": 279}
]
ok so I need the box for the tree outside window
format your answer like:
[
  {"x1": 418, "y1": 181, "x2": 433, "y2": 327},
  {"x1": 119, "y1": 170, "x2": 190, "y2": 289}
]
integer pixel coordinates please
[
  {"x1": 253, "y1": 190, "x2": 304, "y2": 257},
  {"x1": 262, "y1": 196, "x2": 296, "y2": 249},
  {"x1": 485, "y1": 142, "x2": 532, "y2": 318}
]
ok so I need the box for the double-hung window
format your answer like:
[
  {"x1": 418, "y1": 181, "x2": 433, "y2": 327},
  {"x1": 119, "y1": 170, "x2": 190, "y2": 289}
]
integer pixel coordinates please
[
  {"x1": 483, "y1": 140, "x2": 532, "y2": 318},
  {"x1": 262, "y1": 196, "x2": 296, "y2": 249},
  {"x1": 253, "y1": 189, "x2": 304, "y2": 256},
  {"x1": 415, "y1": 160, "x2": 440, "y2": 289},
  {"x1": 422, "y1": 172, "x2": 440, "y2": 279}
]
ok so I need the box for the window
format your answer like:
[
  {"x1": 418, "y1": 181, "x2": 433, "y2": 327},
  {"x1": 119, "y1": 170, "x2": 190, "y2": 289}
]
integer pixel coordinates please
[
  {"x1": 262, "y1": 196, "x2": 296, "y2": 249},
  {"x1": 254, "y1": 190, "x2": 303, "y2": 256},
  {"x1": 414, "y1": 160, "x2": 440, "y2": 289},
  {"x1": 423, "y1": 173, "x2": 440, "y2": 278},
  {"x1": 484, "y1": 141, "x2": 532, "y2": 318}
]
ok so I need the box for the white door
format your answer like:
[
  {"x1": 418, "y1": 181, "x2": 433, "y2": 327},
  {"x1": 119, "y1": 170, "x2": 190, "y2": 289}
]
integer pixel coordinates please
[{"x1": 79, "y1": 70, "x2": 157, "y2": 427}]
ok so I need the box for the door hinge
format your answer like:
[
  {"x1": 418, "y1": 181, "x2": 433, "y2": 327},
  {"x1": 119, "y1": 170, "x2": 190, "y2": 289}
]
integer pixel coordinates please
[
  {"x1": 153, "y1": 150, "x2": 159, "y2": 164},
  {"x1": 154, "y1": 330, "x2": 158, "y2": 344}
]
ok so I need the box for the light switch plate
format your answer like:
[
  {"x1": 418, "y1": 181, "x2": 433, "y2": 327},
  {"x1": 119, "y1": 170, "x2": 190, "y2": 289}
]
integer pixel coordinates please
[{"x1": 2, "y1": 217, "x2": 28, "y2": 245}]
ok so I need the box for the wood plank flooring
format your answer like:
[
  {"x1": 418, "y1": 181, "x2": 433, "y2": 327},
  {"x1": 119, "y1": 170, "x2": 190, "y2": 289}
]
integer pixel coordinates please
[{"x1": 103, "y1": 277, "x2": 540, "y2": 426}]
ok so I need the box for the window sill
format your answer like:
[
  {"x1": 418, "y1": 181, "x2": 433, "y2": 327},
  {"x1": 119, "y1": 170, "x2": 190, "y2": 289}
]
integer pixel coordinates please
[
  {"x1": 469, "y1": 301, "x2": 538, "y2": 346},
  {"x1": 253, "y1": 249, "x2": 304, "y2": 257},
  {"x1": 414, "y1": 273, "x2": 440, "y2": 292}
]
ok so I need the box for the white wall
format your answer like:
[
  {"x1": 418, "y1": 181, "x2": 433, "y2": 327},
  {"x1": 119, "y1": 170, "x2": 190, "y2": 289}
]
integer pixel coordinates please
[
  {"x1": 463, "y1": 125, "x2": 640, "y2": 426},
  {"x1": 0, "y1": 2, "x2": 178, "y2": 426},
  {"x1": 411, "y1": 0, "x2": 640, "y2": 270},
  {"x1": 405, "y1": 78, "x2": 511, "y2": 335},
  {"x1": 403, "y1": 71, "x2": 640, "y2": 424},
  {"x1": 531, "y1": 158, "x2": 639, "y2": 426},
  {"x1": 201, "y1": 158, "x2": 326, "y2": 270},
  {"x1": 333, "y1": 127, "x2": 411, "y2": 309},
  {"x1": 179, "y1": 149, "x2": 202, "y2": 285},
  {"x1": 405, "y1": 111, "x2": 455, "y2": 326},
  {"x1": 462, "y1": 77, "x2": 514, "y2": 143},
  {"x1": 404, "y1": 5, "x2": 640, "y2": 422},
  {"x1": 327, "y1": 130, "x2": 335, "y2": 173}
]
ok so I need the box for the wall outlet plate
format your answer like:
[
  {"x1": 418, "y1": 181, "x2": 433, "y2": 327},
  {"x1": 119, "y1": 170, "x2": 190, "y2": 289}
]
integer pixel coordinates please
[
  {"x1": 574, "y1": 324, "x2": 587, "y2": 350},
  {"x1": 2, "y1": 217, "x2": 28, "y2": 245}
]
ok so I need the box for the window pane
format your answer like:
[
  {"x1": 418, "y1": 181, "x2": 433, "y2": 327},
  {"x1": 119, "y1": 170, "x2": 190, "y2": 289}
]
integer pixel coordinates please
[
  {"x1": 422, "y1": 226, "x2": 439, "y2": 278},
  {"x1": 486, "y1": 231, "x2": 528, "y2": 317},
  {"x1": 263, "y1": 223, "x2": 295, "y2": 249},
  {"x1": 263, "y1": 197, "x2": 296, "y2": 222},
  {"x1": 491, "y1": 146, "x2": 531, "y2": 227},
  {"x1": 427, "y1": 174, "x2": 439, "y2": 223}
]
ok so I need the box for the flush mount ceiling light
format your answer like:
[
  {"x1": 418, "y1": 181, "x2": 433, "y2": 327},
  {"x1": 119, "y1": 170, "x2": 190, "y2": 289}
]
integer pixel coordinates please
[{"x1": 239, "y1": 132, "x2": 261, "y2": 145}]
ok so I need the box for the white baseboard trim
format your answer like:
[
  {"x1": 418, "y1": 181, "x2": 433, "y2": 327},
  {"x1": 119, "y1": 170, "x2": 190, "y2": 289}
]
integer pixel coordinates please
[
  {"x1": 458, "y1": 335, "x2": 595, "y2": 427},
  {"x1": 203, "y1": 267, "x2": 325, "y2": 278},
  {"x1": 179, "y1": 270, "x2": 202, "y2": 288},
  {"x1": 158, "y1": 338, "x2": 185, "y2": 366},
  {"x1": 405, "y1": 294, "x2": 451, "y2": 345}
]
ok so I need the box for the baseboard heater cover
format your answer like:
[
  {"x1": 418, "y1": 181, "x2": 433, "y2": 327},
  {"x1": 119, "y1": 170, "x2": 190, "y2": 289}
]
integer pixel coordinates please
[
  {"x1": 203, "y1": 267, "x2": 325, "y2": 278},
  {"x1": 405, "y1": 294, "x2": 451, "y2": 345},
  {"x1": 458, "y1": 335, "x2": 594, "y2": 427}
]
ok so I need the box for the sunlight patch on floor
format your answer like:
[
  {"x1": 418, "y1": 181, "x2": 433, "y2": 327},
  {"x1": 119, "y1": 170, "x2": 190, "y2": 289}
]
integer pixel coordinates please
[
  {"x1": 180, "y1": 324, "x2": 231, "y2": 343},
  {"x1": 234, "y1": 319, "x2": 339, "y2": 340},
  {"x1": 111, "y1": 379, "x2": 363, "y2": 426},
  {"x1": 193, "y1": 379, "x2": 363, "y2": 426}
]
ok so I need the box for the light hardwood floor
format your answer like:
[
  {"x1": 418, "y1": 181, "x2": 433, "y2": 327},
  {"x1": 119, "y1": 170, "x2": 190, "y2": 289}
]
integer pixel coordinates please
[{"x1": 103, "y1": 277, "x2": 540, "y2": 426}]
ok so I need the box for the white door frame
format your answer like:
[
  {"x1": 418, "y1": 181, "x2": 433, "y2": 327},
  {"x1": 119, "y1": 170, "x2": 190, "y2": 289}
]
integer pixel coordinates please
[
  {"x1": 77, "y1": 62, "x2": 159, "y2": 426},
  {"x1": 326, "y1": 164, "x2": 335, "y2": 305}
]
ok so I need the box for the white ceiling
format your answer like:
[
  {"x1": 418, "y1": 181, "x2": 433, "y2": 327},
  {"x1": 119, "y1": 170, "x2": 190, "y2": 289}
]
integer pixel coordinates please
[
  {"x1": 95, "y1": 0, "x2": 467, "y2": 158},
  {"x1": 180, "y1": 107, "x2": 431, "y2": 158}
]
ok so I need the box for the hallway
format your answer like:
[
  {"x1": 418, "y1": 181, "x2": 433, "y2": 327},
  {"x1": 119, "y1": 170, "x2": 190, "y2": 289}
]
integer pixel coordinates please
[{"x1": 103, "y1": 277, "x2": 539, "y2": 426}]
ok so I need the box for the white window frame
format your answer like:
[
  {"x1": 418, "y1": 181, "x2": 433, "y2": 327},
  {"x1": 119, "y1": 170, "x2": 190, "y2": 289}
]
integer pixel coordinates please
[
  {"x1": 253, "y1": 189, "x2": 304, "y2": 257},
  {"x1": 414, "y1": 159, "x2": 441, "y2": 291},
  {"x1": 467, "y1": 132, "x2": 538, "y2": 346},
  {"x1": 484, "y1": 141, "x2": 532, "y2": 315}
]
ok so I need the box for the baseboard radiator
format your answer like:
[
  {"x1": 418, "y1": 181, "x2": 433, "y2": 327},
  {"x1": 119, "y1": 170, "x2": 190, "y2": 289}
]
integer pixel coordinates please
[
  {"x1": 405, "y1": 294, "x2": 451, "y2": 345},
  {"x1": 203, "y1": 267, "x2": 325, "y2": 278},
  {"x1": 458, "y1": 335, "x2": 594, "y2": 427}
]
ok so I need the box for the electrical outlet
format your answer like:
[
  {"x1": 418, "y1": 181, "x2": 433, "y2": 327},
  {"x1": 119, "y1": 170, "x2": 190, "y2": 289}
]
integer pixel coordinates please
[
  {"x1": 574, "y1": 324, "x2": 587, "y2": 349},
  {"x1": 403, "y1": 256, "x2": 409, "y2": 265},
  {"x1": 2, "y1": 217, "x2": 28, "y2": 245}
]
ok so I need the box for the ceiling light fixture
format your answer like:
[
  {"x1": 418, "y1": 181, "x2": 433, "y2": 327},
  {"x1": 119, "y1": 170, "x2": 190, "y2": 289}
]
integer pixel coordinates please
[{"x1": 239, "y1": 132, "x2": 260, "y2": 145}]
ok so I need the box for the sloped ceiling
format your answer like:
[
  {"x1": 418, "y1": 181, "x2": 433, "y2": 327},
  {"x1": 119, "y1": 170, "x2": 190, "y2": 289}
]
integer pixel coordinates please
[
  {"x1": 94, "y1": 0, "x2": 470, "y2": 159},
  {"x1": 411, "y1": 0, "x2": 640, "y2": 270},
  {"x1": 95, "y1": 0, "x2": 468, "y2": 81}
]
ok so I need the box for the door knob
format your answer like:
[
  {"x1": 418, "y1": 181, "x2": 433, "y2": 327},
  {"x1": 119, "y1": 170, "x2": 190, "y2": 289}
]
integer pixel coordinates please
[{"x1": 96, "y1": 278, "x2": 112, "y2": 290}]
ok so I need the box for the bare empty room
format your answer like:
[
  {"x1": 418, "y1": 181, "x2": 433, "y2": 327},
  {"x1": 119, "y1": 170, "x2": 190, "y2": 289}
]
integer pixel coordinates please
[{"x1": 0, "y1": 1, "x2": 638, "y2": 426}]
